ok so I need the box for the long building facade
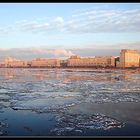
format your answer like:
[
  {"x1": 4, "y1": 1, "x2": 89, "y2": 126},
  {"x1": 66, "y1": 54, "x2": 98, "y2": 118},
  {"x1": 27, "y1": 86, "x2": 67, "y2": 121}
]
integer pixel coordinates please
[
  {"x1": 30, "y1": 58, "x2": 60, "y2": 68},
  {"x1": 4, "y1": 57, "x2": 60, "y2": 68},
  {"x1": 67, "y1": 55, "x2": 115, "y2": 67},
  {"x1": 120, "y1": 49, "x2": 140, "y2": 68},
  {"x1": 4, "y1": 57, "x2": 28, "y2": 68},
  {"x1": 2, "y1": 49, "x2": 140, "y2": 68}
]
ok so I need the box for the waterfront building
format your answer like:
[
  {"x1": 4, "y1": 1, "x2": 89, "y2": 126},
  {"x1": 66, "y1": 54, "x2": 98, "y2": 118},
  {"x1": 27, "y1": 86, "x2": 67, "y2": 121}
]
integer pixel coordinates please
[
  {"x1": 3, "y1": 49, "x2": 140, "y2": 68},
  {"x1": 30, "y1": 58, "x2": 60, "y2": 67},
  {"x1": 4, "y1": 57, "x2": 27, "y2": 68},
  {"x1": 67, "y1": 55, "x2": 115, "y2": 67},
  {"x1": 4, "y1": 57, "x2": 13, "y2": 67},
  {"x1": 115, "y1": 57, "x2": 120, "y2": 68},
  {"x1": 60, "y1": 59, "x2": 68, "y2": 67},
  {"x1": 120, "y1": 49, "x2": 140, "y2": 68},
  {"x1": 0, "y1": 62, "x2": 5, "y2": 67}
]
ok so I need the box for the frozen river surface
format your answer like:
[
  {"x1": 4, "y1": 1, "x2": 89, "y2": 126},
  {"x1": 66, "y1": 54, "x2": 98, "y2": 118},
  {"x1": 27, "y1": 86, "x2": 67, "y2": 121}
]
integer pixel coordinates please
[{"x1": 0, "y1": 68, "x2": 140, "y2": 136}]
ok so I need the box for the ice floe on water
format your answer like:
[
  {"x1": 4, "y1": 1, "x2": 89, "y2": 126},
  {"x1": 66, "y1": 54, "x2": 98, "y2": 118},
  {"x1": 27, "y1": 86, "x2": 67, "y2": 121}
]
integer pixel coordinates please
[
  {"x1": 0, "y1": 68, "x2": 139, "y2": 113},
  {"x1": 0, "y1": 94, "x2": 10, "y2": 101},
  {"x1": 84, "y1": 92, "x2": 140, "y2": 104},
  {"x1": 0, "y1": 68, "x2": 139, "y2": 136},
  {"x1": 10, "y1": 92, "x2": 83, "y2": 113},
  {"x1": 49, "y1": 113, "x2": 125, "y2": 136}
]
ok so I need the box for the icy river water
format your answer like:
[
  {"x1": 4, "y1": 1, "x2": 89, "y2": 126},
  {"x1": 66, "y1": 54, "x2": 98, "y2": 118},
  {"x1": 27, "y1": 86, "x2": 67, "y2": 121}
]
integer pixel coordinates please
[{"x1": 0, "y1": 68, "x2": 140, "y2": 136}]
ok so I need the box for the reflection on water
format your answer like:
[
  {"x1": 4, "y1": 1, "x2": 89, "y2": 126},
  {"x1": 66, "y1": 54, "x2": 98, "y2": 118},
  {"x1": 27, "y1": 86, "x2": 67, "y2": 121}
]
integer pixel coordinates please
[
  {"x1": 0, "y1": 71, "x2": 15, "y2": 79},
  {"x1": 0, "y1": 68, "x2": 140, "y2": 136},
  {"x1": 33, "y1": 75, "x2": 47, "y2": 80},
  {"x1": 0, "y1": 68, "x2": 139, "y2": 82}
]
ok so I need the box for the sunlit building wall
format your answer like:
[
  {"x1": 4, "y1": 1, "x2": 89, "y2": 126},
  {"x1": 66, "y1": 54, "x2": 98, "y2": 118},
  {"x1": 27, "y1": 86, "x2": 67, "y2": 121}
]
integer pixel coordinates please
[
  {"x1": 31, "y1": 58, "x2": 60, "y2": 67},
  {"x1": 120, "y1": 49, "x2": 139, "y2": 68},
  {"x1": 67, "y1": 55, "x2": 115, "y2": 67},
  {"x1": 4, "y1": 57, "x2": 13, "y2": 67},
  {"x1": 10, "y1": 61, "x2": 27, "y2": 67},
  {"x1": 4, "y1": 57, "x2": 27, "y2": 67}
]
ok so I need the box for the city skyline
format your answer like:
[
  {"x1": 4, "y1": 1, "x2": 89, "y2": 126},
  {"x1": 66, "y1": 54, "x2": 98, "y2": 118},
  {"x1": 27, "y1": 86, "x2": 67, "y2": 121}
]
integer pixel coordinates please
[
  {"x1": 1, "y1": 49, "x2": 140, "y2": 68},
  {"x1": 0, "y1": 3, "x2": 140, "y2": 60}
]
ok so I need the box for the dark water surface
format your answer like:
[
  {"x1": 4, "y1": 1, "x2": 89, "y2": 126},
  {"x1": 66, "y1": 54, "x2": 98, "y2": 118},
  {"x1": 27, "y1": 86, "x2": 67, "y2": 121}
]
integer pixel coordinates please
[{"x1": 0, "y1": 68, "x2": 140, "y2": 136}]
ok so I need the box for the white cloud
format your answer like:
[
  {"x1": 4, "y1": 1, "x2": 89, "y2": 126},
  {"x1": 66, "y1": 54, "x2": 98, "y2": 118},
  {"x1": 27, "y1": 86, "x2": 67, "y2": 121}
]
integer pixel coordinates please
[
  {"x1": 67, "y1": 8, "x2": 140, "y2": 33},
  {"x1": 31, "y1": 48, "x2": 74, "y2": 57},
  {"x1": 18, "y1": 16, "x2": 65, "y2": 33},
  {"x1": 54, "y1": 16, "x2": 64, "y2": 24},
  {"x1": 0, "y1": 7, "x2": 140, "y2": 36}
]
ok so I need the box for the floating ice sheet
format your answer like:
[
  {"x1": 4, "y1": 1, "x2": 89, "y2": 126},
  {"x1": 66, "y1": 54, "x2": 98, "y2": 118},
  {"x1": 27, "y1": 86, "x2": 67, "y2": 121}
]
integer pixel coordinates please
[
  {"x1": 49, "y1": 113, "x2": 125, "y2": 136},
  {"x1": 10, "y1": 92, "x2": 83, "y2": 113},
  {"x1": 0, "y1": 68, "x2": 139, "y2": 113}
]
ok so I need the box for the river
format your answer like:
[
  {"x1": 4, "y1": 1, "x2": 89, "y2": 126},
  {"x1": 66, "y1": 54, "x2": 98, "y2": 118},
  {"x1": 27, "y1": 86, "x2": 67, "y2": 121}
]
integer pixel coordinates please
[{"x1": 0, "y1": 68, "x2": 140, "y2": 136}]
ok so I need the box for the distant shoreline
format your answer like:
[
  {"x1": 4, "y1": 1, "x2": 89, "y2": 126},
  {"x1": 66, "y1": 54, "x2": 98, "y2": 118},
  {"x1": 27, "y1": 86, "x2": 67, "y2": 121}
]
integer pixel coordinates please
[{"x1": 0, "y1": 67, "x2": 139, "y2": 71}]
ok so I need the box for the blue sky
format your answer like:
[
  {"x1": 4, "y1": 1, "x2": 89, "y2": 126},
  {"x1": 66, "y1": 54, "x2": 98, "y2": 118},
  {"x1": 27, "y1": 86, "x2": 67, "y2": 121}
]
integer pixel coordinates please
[{"x1": 0, "y1": 3, "x2": 140, "y2": 59}]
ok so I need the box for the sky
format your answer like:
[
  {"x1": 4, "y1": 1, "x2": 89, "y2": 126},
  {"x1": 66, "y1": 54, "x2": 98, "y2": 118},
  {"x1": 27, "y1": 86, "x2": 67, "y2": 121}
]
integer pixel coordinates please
[{"x1": 0, "y1": 3, "x2": 140, "y2": 60}]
